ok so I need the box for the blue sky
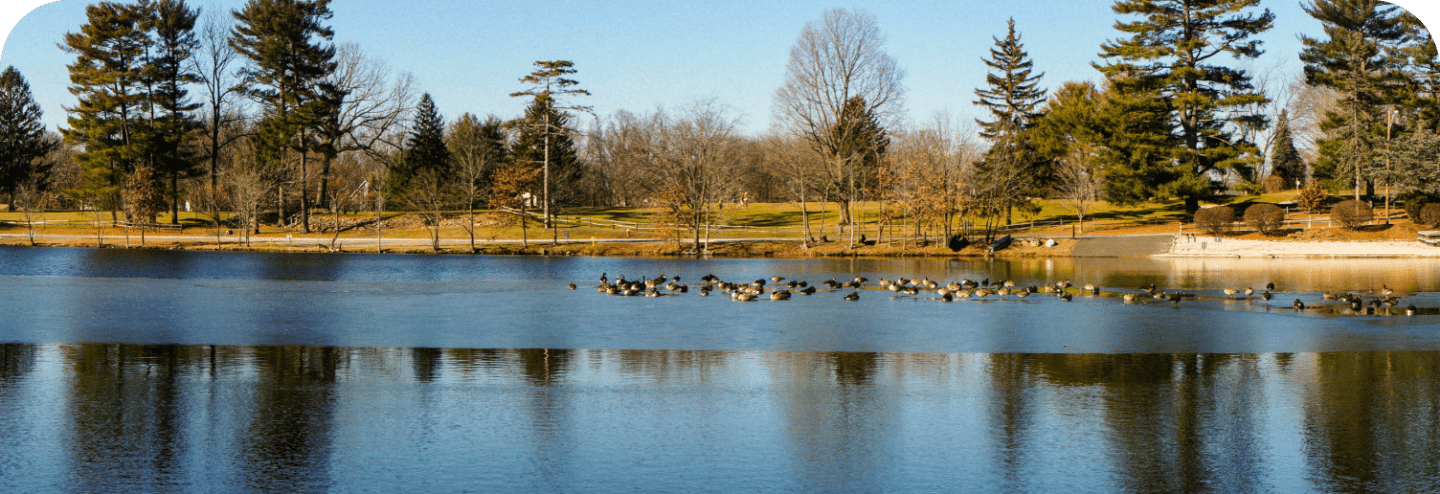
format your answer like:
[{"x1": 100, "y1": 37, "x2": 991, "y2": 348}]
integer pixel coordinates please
[{"x1": 2, "y1": 0, "x2": 1437, "y2": 137}]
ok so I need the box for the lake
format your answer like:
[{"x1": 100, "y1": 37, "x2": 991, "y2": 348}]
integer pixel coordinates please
[{"x1": 2, "y1": 246, "x2": 1439, "y2": 492}]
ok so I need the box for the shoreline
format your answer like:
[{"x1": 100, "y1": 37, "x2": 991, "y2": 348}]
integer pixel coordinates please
[{"x1": 5, "y1": 231, "x2": 1440, "y2": 259}]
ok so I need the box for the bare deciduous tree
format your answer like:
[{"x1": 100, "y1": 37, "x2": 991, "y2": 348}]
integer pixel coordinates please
[
  {"x1": 1054, "y1": 141, "x2": 1103, "y2": 232},
  {"x1": 774, "y1": 8, "x2": 904, "y2": 230},
  {"x1": 314, "y1": 43, "x2": 415, "y2": 209}
]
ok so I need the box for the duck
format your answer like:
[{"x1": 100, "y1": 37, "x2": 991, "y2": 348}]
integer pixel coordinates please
[
  {"x1": 1293, "y1": 299, "x2": 1305, "y2": 311},
  {"x1": 843, "y1": 292, "x2": 859, "y2": 301}
]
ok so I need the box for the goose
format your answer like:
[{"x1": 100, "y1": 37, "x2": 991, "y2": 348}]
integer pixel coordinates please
[
  {"x1": 645, "y1": 277, "x2": 658, "y2": 289},
  {"x1": 567, "y1": 283, "x2": 577, "y2": 290},
  {"x1": 923, "y1": 278, "x2": 938, "y2": 289},
  {"x1": 800, "y1": 286, "x2": 817, "y2": 295},
  {"x1": 896, "y1": 277, "x2": 910, "y2": 286},
  {"x1": 1139, "y1": 283, "x2": 1157, "y2": 293},
  {"x1": 878, "y1": 278, "x2": 892, "y2": 286},
  {"x1": 1014, "y1": 290, "x2": 1030, "y2": 298},
  {"x1": 901, "y1": 287, "x2": 919, "y2": 295},
  {"x1": 854, "y1": 276, "x2": 869, "y2": 284},
  {"x1": 948, "y1": 282, "x2": 962, "y2": 291},
  {"x1": 1322, "y1": 292, "x2": 1337, "y2": 301},
  {"x1": 955, "y1": 290, "x2": 972, "y2": 298},
  {"x1": 1244, "y1": 287, "x2": 1254, "y2": 296},
  {"x1": 939, "y1": 292, "x2": 954, "y2": 302},
  {"x1": 997, "y1": 288, "x2": 1012, "y2": 296},
  {"x1": 1152, "y1": 291, "x2": 1167, "y2": 300},
  {"x1": 1123, "y1": 293, "x2": 1138, "y2": 303},
  {"x1": 665, "y1": 283, "x2": 680, "y2": 292},
  {"x1": 734, "y1": 292, "x2": 756, "y2": 302},
  {"x1": 1406, "y1": 304, "x2": 1417, "y2": 316},
  {"x1": 787, "y1": 280, "x2": 799, "y2": 289},
  {"x1": 1293, "y1": 299, "x2": 1305, "y2": 310},
  {"x1": 645, "y1": 289, "x2": 661, "y2": 297},
  {"x1": 843, "y1": 292, "x2": 859, "y2": 301},
  {"x1": 699, "y1": 286, "x2": 711, "y2": 296},
  {"x1": 770, "y1": 290, "x2": 791, "y2": 301},
  {"x1": 599, "y1": 273, "x2": 608, "y2": 285},
  {"x1": 1090, "y1": 286, "x2": 1101, "y2": 296},
  {"x1": 1349, "y1": 299, "x2": 1363, "y2": 312},
  {"x1": 824, "y1": 279, "x2": 841, "y2": 289},
  {"x1": 1223, "y1": 288, "x2": 1239, "y2": 296},
  {"x1": 1381, "y1": 284, "x2": 1394, "y2": 296},
  {"x1": 1168, "y1": 292, "x2": 1183, "y2": 304},
  {"x1": 772, "y1": 276, "x2": 785, "y2": 282},
  {"x1": 623, "y1": 288, "x2": 638, "y2": 296},
  {"x1": 1002, "y1": 280, "x2": 1016, "y2": 288},
  {"x1": 797, "y1": 281, "x2": 809, "y2": 288},
  {"x1": 1266, "y1": 282, "x2": 1276, "y2": 290},
  {"x1": 678, "y1": 285, "x2": 689, "y2": 293},
  {"x1": 981, "y1": 278, "x2": 991, "y2": 287},
  {"x1": 1262, "y1": 291, "x2": 1273, "y2": 301},
  {"x1": 843, "y1": 280, "x2": 859, "y2": 288},
  {"x1": 975, "y1": 289, "x2": 993, "y2": 298},
  {"x1": 751, "y1": 279, "x2": 766, "y2": 288},
  {"x1": 961, "y1": 279, "x2": 979, "y2": 289},
  {"x1": 1059, "y1": 293, "x2": 1073, "y2": 301},
  {"x1": 701, "y1": 274, "x2": 718, "y2": 283},
  {"x1": 889, "y1": 283, "x2": 901, "y2": 292}
]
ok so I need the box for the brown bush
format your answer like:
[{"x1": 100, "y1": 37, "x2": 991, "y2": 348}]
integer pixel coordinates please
[
  {"x1": 1194, "y1": 206, "x2": 1235, "y2": 235},
  {"x1": 1297, "y1": 183, "x2": 1329, "y2": 213},
  {"x1": 1330, "y1": 199, "x2": 1373, "y2": 229},
  {"x1": 1243, "y1": 203, "x2": 1286, "y2": 235},
  {"x1": 1419, "y1": 203, "x2": 1440, "y2": 228}
]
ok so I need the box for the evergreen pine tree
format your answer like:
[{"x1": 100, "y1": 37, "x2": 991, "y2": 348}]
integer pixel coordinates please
[
  {"x1": 831, "y1": 95, "x2": 889, "y2": 200},
  {"x1": 974, "y1": 18, "x2": 1046, "y2": 140},
  {"x1": 142, "y1": 0, "x2": 202, "y2": 223},
  {"x1": 1269, "y1": 110, "x2": 1306, "y2": 186},
  {"x1": 230, "y1": 0, "x2": 336, "y2": 232},
  {"x1": 0, "y1": 66, "x2": 57, "y2": 210},
  {"x1": 510, "y1": 95, "x2": 582, "y2": 206},
  {"x1": 1095, "y1": 0, "x2": 1274, "y2": 215},
  {"x1": 61, "y1": 1, "x2": 152, "y2": 217},
  {"x1": 1299, "y1": 0, "x2": 1407, "y2": 198},
  {"x1": 389, "y1": 93, "x2": 450, "y2": 190}
]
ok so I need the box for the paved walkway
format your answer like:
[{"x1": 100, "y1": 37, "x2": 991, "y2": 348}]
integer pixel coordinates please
[{"x1": 1071, "y1": 234, "x2": 1176, "y2": 257}]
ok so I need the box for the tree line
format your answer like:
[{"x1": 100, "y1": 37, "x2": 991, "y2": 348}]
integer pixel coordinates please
[{"x1": 1, "y1": 0, "x2": 1437, "y2": 246}]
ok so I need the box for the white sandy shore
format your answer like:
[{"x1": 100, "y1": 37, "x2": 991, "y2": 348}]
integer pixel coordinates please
[{"x1": 1162, "y1": 235, "x2": 1440, "y2": 258}]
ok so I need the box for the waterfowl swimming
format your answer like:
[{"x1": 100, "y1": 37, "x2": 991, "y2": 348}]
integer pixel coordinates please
[
  {"x1": 997, "y1": 288, "x2": 1012, "y2": 296},
  {"x1": 824, "y1": 279, "x2": 840, "y2": 288},
  {"x1": 1140, "y1": 283, "x2": 1157, "y2": 293},
  {"x1": 665, "y1": 283, "x2": 680, "y2": 292},
  {"x1": 1123, "y1": 293, "x2": 1138, "y2": 303},
  {"x1": 1083, "y1": 283, "x2": 1097, "y2": 292},
  {"x1": 734, "y1": 292, "x2": 756, "y2": 302},
  {"x1": 1014, "y1": 290, "x2": 1030, "y2": 298},
  {"x1": 701, "y1": 274, "x2": 718, "y2": 283},
  {"x1": 1322, "y1": 292, "x2": 1337, "y2": 301},
  {"x1": 843, "y1": 292, "x2": 860, "y2": 301},
  {"x1": 1381, "y1": 284, "x2": 1394, "y2": 296},
  {"x1": 800, "y1": 286, "x2": 817, "y2": 295},
  {"x1": 1262, "y1": 291, "x2": 1273, "y2": 301},
  {"x1": 567, "y1": 283, "x2": 577, "y2": 290},
  {"x1": 1266, "y1": 282, "x2": 1276, "y2": 290},
  {"x1": 901, "y1": 287, "x2": 919, "y2": 295},
  {"x1": 1244, "y1": 288, "x2": 1254, "y2": 296},
  {"x1": 1223, "y1": 288, "x2": 1239, "y2": 296},
  {"x1": 955, "y1": 290, "x2": 972, "y2": 298},
  {"x1": 1059, "y1": 293, "x2": 1073, "y2": 301},
  {"x1": 771, "y1": 290, "x2": 791, "y2": 301},
  {"x1": 1293, "y1": 299, "x2": 1304, "y2": 310},
  {"x1": 1349, "y1": 299, "x2": 1362, "y2": 312},
  {"x1": 699, "y1": 286, "x2": 711, "y2": 296},
  {"x1": 975, "y1": 289, "x2": 992, "y2": 298},
  {"x1": 1002, "y1": 280, "x2": 1016, "y2": 287},
  {"x1": 1091, "y1": 286, "x2": 1101, "y2": 296},
  {"x1": 939, "y1": 292, "x2": 953, "y2": 302},
  {"x1": 1406, "y1": 304, "x2": 1417, "y2": 316},
  {"x1": 854, "y1": 276, "x2": 868, "y2": 284},
  {"x1": 772, "y1": 276, "x2": 784, "y2": 282},
  {"x1": 599, "y1": 273, "x2": 608, "y2": 285}
]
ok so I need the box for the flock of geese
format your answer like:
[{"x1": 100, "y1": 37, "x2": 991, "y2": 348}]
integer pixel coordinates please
[{"x1": 569, "y1": 274, "x2": 1426, "y2": 316}]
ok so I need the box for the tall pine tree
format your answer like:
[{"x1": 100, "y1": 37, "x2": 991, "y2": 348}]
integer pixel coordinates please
[
  {"x1": 389, "y1": 93, "x2": 450, "y2": 190},
  {"x1": 1095, "y1": 0, "x2": 1274, "y2": 215},
  {"x1": 1299, "y1": 0, "x2": 1407, "y2": 199},
  {"x1": 0, "y1": 66, "x2": 57, "y2": 210},
  {"x1": 230, "y1": 0, "x2": 336, "y2": 232},
  {"x1": 974, "y1": 18, "x2": 1046, "y2": 140},
  {"x1": 510, "y1": 94, "x2": 583, "y2": 208},
  {"x1": 61, "y1": 0, "x2": 151, "y2": 218},
  {"x1": 143, "y1": 0, "x2": 201, "y2": 224}
]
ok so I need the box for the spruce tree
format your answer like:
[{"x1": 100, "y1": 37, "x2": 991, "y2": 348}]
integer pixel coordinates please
[
  {"x1": 1299, "y1": 0, "x2": 1407, "y2": 199},
  {"x1": 390, "y1": 93, "x2": 450, "y2": 189},
  {"x1": 510, "y1": 95, "x2": 582, "y2": 207},
  {"x1": 230, "y1": 0, "x2": 336, "y2": 232},
  {"x1": 974, "y1": 18, "x2": 1046, "y2": 140},
  {"x1": 1269, "y1": 110, "x2": 1306, "y2": 186},
  {"x1": 831, "y1": 95, "x2": 889, "y2": 200},
  {"x1": 0, "y1": 66, "x2": 57, "y2": 210},
  {"x1": 1095, "y1": 0, "x2": 1274, "y2": 215}
]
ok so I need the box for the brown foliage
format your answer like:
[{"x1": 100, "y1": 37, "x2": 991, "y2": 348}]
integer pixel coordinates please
[
  {"x1": 1297, "y1": 183, "x2": 1328, "y2": 213},
  {"x1": 1243, "y1": 203, "x2": 1285, "y2": 235},
  {"x1": 1261, "y1": 175, "x2": 1287, "y2": 194},
  {"x1": 1330, "y1": 199, "x2": 1373, "y2": 229},
  {"x1": 1194, "y1": 206, "x2": 1235, "y2": 235},
  {"x1": 1418, "y1": 203, "x2": 1440, "y2": 228}
]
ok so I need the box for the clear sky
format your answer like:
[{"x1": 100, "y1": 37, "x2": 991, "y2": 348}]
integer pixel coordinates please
[{"x1": 1, "y1": 0, "x2": 1436, "y2": 137}]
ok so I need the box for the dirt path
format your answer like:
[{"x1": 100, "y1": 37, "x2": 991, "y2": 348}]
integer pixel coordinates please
[{"x1": 1071, "y1": 234, "x2": 1175, "y2": 257}]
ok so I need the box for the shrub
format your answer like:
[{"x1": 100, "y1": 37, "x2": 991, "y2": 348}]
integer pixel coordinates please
[
  {"x1": 1194, "y1": 206, "x2": 1235, "y2": 235},
  {"x1": 1419, "y1": 203, "x2": 1440, "y2": 228},
  {"x1": 1398, "y1": 191, "x2": 1440, "y2": 222},
  {"x1": 1243, "y1": 203, "x2": 1286, "y2": 235},
  {"x1": 1330, "y1": 199, "x2": 1373, "y2": 229},
  {"x1": 1297, "y1": 183, "x2": 1329, "y2": 213}
]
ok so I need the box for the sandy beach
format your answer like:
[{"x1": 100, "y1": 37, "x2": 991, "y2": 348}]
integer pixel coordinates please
[{"x1": 1162, "y1": 234, "x2": 1440, "y2": 258}]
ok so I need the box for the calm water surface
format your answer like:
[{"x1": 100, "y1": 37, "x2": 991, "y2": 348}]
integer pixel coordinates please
[{"x1": 2, "y1": 246, "x2": 1439, "y2": 492}]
